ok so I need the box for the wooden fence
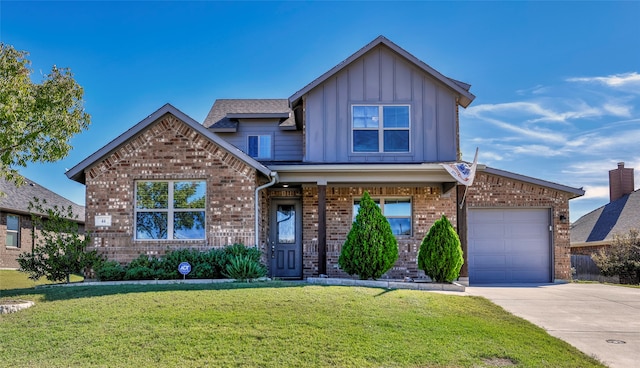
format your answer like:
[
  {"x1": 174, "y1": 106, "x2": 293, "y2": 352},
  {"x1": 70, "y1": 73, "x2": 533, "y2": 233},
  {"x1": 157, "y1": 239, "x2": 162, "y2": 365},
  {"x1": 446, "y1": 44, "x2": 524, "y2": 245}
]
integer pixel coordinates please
[{"x1": 571, "y1": 254, "x2": 619, "y2": 283}]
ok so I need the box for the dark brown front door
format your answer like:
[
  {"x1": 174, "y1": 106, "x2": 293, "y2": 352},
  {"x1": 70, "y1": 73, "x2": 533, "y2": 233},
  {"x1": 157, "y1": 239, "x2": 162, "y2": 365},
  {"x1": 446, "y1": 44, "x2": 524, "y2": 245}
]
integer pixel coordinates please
[{"x1": 270, "y1": 199, "x2": 302, "y2": 279}]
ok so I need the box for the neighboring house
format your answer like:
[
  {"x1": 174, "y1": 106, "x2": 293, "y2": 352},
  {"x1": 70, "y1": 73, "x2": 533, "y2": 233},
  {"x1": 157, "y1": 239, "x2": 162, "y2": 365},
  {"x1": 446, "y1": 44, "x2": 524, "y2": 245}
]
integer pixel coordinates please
[
  {"x1": 0, "y1": 176, "x2": 85, "y2": 269},
  {"x1": 65, "y1": 36, "x2": 583, "y2": 284},
  {"x1": 571, "y1": 162, "x2": 639, "y2": 254}
]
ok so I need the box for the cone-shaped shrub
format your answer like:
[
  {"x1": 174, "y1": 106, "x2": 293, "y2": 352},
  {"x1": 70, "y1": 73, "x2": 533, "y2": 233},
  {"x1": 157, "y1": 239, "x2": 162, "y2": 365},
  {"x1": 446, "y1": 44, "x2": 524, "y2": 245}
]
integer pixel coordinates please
[
  {"x1": 418, "y1": 215, "x2": 463, "y2": 283},
  {"x1": 339, "y1": 191, "x2": 399, "y2": 280}
]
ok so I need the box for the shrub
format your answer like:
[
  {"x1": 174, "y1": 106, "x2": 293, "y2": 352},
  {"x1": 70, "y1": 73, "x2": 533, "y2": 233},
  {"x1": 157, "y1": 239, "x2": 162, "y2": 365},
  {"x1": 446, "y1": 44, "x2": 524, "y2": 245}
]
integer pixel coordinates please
[
  {"x1": 94, "y1": 260, "x2": 125, "y2": 281},
  {"x1": 418, "y1": 215, "x2": 463, "y2": 283},
  {"x1": 338, "y1": 191, "x2": 398, "y2": 280},
  {"x1": 124, "y1": 266, "x2": 161, "y2": 281},
  {"x1": 223, "y1": 255, "x2": 267, "y2": 281},
  {"x1": 17, "y1": 198, "x2": 100, "y2": 283},
  {"x1": 591, "y1": 229, "x2": 640, "y2": 284}
]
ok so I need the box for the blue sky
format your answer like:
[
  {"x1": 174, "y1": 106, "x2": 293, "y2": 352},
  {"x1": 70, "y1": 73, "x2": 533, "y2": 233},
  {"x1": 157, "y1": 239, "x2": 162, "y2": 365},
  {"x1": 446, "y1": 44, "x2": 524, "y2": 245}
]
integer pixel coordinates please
[{"x1": 2, "y1": 1, "x2": 639, "y2": 222}]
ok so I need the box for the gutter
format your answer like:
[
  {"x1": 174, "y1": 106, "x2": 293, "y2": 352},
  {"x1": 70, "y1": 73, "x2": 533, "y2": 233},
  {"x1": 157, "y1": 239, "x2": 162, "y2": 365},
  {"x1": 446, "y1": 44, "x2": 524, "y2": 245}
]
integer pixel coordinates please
[{"x1": 254, "y1": 172, "x2": 279, "y2": 247}]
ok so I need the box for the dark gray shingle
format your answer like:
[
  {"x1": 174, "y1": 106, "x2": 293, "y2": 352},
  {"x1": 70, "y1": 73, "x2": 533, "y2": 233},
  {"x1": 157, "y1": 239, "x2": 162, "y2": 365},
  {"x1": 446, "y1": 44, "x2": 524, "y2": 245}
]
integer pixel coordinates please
[{"x1": 0, "y1": 176, "x2": 85, "y2": 222}]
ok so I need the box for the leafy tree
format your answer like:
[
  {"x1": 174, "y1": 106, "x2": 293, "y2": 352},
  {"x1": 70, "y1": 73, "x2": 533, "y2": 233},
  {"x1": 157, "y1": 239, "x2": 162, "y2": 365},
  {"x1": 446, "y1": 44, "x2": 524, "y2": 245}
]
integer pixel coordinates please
[
  {"x1": 0, "y1": 43, "x2": 90, "y2": 188},
  {"x1": 591, "y1": 229, "x2": 640, "y2": 284},
  {"x1": 418, "y1": 215, "x2": 463, "y2": 283},
  {"x1": 17, "y1": 198, "x2": 100, "y2": 283},
  {"x1": 339, "y1": 191, "x2": 398, "y2": 280}
]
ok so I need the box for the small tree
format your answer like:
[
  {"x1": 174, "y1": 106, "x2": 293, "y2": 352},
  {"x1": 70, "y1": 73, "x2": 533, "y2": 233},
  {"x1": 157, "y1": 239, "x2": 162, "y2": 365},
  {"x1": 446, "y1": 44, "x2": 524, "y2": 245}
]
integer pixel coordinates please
[
  {"x1": 591, "y1": 229, "x2": 640, "y2": 284},
  {"x1": 17, "y1": 198, "x2": 99, "y2": 283},
  {"x1": 418, "y1": 215, "x2": 463, "y2": 283},
  {"x1": 339, "y1": 191, "x2": 398, "y2": 280}
]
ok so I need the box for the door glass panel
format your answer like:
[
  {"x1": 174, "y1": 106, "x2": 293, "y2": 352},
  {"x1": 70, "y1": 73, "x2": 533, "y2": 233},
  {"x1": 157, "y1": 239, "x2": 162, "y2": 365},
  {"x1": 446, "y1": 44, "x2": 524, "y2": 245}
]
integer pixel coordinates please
[{"x1": 277, "y1": 205, "x2": 295, "y2": 244}]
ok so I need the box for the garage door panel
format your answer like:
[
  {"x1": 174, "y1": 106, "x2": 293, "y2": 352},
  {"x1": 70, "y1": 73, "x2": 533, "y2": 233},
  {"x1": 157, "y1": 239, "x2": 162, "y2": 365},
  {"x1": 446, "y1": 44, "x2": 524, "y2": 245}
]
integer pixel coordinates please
[
  {"x1": 470, "y1": 224, "x2": 507, "y2": 238},
  {"x1": 472, "y1": 255, "x2": 507, "y2": 267},
  {"x1": 469, "y1": 209, "x2": 551, "y2": 284}
]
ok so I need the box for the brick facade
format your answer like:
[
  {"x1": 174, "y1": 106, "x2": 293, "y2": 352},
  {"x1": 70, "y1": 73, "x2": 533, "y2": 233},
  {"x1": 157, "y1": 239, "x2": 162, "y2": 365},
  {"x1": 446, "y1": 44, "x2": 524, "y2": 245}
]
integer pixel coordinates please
[
  {"x1": 467, "y1": 172, "x2": 573, "y2": 281},
  {"x1": 78, "y1": 113, "x2": 575, "y2": 283},
  {"x1": 274, "y1": 185, "x2": 456, "y2": 280},
  {"x1": 84, "y1": 114, "x2": 261, "y2": 264},
  {"x1": 0, "y1": 212, "x2": 35, "y2": 269}
]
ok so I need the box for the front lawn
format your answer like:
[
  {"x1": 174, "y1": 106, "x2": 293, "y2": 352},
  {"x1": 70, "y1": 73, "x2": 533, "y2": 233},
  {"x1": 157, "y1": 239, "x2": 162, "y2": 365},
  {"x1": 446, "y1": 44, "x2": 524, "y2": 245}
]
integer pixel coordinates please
[
  {"x1": 0, "y1": 270, "x2": 83, "y2": 292},
  {"x1": 0, "y1": 282, "x2": 603, "y2": 367}
]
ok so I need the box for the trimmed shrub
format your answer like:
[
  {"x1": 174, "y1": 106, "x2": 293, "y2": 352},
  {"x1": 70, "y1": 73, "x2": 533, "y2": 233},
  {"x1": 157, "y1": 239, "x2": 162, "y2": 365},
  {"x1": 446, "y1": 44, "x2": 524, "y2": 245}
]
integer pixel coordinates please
[
  {"x1": 418, "y1": 215, "x2": 463, "y2": 283},
  {"x1": 338, "y1": 191, "x2": 398, "y2": 280},
  {"x1": 94, "y1": 260, "x2": 125, "y2": 281}
]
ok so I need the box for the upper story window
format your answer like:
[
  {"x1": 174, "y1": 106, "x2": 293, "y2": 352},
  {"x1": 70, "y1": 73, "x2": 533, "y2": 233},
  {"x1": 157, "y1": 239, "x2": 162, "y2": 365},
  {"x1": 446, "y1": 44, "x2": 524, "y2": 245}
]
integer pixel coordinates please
[
  {"x1": 6, "y1": 214, "x2": 19, "y2": 247},
  {"x1": 353, "y1": 198, "x2": 412, "y2": 236},
  {"x1": 248, "y1": 135, "x2": 272, "y2": 159},
  {"x1": 135, "y1": 180, "x2": 206, "y2": 240},
  {"x1": 352, "y1": 105, "x2": 410, "y2": 153}
]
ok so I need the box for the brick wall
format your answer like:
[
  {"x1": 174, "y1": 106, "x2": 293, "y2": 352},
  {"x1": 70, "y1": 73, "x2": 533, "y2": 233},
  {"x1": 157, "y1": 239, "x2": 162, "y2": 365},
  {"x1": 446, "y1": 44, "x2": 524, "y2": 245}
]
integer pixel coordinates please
[
  {"x1": 0, "y1": 212, "x2": 34, "y2": 269},
  {"x1": 84, "y1": 113, "x2": 260, "y2": 264},
  {"x1": 299, "y1": 185, "x2": 456, "y2": 279},
  {"x1": 467, "y1": 172, "x2": 574, "y2": 281}
]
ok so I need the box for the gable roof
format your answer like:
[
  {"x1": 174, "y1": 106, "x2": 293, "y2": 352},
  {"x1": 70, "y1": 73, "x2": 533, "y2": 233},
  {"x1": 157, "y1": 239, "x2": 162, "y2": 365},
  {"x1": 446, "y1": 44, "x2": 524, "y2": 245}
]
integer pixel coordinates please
[
  {"x1": 571, "y1": 189, "x2": 640, "y2": 246},
  {"x1": 483, "y1": 166, "x2": 586, "y2": 199},
  {"x1": 203, "y1": 99, "x2": 295, "y2": 131},
  {"x1": 288, "y1": 35, "x2": 476, "y2": 108},
  {"x1": 65, "y1": 103, "x2": 272, "y2": 184},
  {"x1": 0, "y1": 176, "x2": 85, "y2": 222}
]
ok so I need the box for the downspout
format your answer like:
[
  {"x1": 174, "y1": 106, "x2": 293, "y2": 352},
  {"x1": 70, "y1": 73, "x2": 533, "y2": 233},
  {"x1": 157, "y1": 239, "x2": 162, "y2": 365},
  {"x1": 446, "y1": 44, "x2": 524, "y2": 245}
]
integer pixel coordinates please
[{"x1": 255, "y1": 171, "x2": 279, "y2": 247}]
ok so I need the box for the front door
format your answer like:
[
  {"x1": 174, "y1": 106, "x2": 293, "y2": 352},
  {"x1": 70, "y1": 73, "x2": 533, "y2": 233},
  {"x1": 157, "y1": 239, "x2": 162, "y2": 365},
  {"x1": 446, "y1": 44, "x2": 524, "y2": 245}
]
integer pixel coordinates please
[{"x1": 269, "y1": 199, "x2": 302, "y2": 279}]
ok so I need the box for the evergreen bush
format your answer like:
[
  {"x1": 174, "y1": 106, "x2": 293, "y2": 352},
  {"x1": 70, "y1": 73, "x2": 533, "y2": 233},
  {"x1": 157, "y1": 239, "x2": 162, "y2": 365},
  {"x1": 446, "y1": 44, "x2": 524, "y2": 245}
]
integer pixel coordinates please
[
  {"x1": 94, "y1": 260, "x2": 125, "y2": 281},
  {"x1": 338, "y1": 191, "x2": 398, "y2": 280},
  {"x1": 418, "y1": 215, "x2": 463, "y2": 283}
]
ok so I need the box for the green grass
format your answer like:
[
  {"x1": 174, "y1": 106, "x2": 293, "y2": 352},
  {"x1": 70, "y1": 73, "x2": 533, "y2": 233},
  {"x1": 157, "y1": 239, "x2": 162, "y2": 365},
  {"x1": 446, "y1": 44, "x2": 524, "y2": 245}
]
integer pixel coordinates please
[
  {"x1": 0, "y1": 280, "x2": 603, "y2": 368},
  {"x1": 0, "y1": 270, "x2": 83, "y2": 291}
]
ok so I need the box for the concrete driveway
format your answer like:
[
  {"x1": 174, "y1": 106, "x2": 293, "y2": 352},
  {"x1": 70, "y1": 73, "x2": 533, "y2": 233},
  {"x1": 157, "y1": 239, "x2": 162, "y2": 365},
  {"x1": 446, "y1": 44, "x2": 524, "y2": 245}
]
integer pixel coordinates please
[{"x1": 466, "y1": 283, "x2": 640, "y2": 368}]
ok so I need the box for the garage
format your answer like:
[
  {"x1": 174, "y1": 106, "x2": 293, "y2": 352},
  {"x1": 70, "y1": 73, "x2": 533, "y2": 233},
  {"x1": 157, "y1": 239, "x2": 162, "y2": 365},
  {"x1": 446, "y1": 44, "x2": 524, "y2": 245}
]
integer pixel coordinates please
[{"x1": 468, "y1": 208, "x2": 552, "y2": 284}]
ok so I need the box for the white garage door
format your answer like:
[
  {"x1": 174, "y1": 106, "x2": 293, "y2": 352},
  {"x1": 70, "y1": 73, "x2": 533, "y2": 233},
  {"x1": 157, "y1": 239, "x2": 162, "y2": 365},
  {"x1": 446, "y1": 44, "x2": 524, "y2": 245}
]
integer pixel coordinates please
[{"x1": 468, "y1": 208, "x2": 551, "y2": 284}]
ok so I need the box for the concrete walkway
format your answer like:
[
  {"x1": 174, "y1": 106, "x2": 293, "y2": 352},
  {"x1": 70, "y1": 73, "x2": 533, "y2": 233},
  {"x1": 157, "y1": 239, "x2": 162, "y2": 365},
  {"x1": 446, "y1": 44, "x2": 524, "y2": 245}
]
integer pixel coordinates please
[{"x1": 466, "y1": 283, "x2": 640, "y2": 368}]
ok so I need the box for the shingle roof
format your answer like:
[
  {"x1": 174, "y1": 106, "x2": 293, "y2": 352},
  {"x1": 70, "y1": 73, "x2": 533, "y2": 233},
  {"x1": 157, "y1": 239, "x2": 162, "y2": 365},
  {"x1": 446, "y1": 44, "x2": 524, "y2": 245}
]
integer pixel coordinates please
[
  {"x1": 571, "y1": 189, "x2": 640, "y2": 245},
  {"x1": 0, "y1": 176, "x2": 85, "y2": 222},
  {"x1": 203, "y1": 99, "x2": 294, "y2": 130},
  {"x1": 65, "y1": 104, "x2": 272, "y2": 184}
]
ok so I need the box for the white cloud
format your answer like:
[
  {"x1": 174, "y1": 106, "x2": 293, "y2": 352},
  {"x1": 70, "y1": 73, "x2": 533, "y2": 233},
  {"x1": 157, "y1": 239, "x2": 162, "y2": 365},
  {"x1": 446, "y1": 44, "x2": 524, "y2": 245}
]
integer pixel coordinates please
[
  {"x1": 567, "y1": 72, "x2": 640, "y2": 92},
  {"x1": 573, "y1": 185, "x2": 610, "y2": 201}
]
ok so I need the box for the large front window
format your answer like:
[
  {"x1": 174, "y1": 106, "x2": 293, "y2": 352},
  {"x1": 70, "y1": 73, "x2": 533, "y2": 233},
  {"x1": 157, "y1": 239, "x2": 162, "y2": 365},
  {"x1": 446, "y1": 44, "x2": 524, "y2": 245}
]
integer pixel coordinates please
[
  {"x1": 352, "y1": 105, "x2": 410, "y2": 153},
  {"x1": 6, "y1": 214, "x2": 19, "y2": 247},
  {"x1": 353, "y1": 198, "x2": 412, "y2": 236},
  {"x1": 135, "y1": 180, "x2": 206, "y2": 240}
]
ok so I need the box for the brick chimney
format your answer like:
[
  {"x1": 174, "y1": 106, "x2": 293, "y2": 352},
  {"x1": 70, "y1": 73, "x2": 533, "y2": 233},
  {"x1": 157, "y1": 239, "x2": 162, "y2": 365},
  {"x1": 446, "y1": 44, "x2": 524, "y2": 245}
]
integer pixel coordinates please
[{"x1": 609, "y1": 162, "x2": 634, "y2": 202}]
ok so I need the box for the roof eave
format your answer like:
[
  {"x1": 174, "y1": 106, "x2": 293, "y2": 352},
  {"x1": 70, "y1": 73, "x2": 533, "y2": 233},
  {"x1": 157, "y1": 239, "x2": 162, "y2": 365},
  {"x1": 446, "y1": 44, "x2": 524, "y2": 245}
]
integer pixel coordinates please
[{"x1": 482, "y1": 166, "x2": 585, "y2": 198}]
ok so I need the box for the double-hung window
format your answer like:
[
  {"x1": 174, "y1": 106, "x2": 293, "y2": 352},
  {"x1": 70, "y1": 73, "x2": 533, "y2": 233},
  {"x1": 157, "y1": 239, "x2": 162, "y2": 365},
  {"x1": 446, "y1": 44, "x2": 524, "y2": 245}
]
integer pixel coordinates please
[
  {"x1": 352, "y1": 105, "x2": 410, "y2": 153},
  {"x1": 6, "y1": 214, "x2": 19, "y2": 247},
  {"x1": 353, "y1": 198, "x2": 412, "y2": 236},
  {"x1": 135, "y1": 180, "x2": 206, "y2": 240},
  {"x1": 248, "y1": 135, "x2": 272, "y2": 159}
]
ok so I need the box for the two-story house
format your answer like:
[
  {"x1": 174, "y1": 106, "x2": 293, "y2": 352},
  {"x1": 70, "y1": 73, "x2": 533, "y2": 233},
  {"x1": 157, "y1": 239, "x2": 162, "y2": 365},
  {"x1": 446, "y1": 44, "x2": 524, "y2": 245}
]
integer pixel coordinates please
[{"x1": 66, "y1": 36, "x2": 583, "y2": 284}]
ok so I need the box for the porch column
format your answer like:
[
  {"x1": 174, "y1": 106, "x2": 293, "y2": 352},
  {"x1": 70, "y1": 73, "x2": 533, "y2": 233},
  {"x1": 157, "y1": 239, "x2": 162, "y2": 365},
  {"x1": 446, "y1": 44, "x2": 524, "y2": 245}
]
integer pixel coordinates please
[
  {"x1": 317, "y1": 182, "x2": 327, "y2": 275},
  {"x1": 457, "y1": 185, "x2": 469, "y2": 278}
]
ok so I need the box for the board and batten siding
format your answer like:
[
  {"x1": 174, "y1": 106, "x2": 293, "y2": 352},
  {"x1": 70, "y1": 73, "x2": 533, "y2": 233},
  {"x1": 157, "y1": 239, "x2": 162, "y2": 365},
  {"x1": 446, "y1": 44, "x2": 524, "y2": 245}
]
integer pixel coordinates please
[
  {"x1": 216, "y1": 119, "x2": 303, "y2": 162},
  {"x1": 304, "y1": 45, "x2": 458, "y2": 163}
]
